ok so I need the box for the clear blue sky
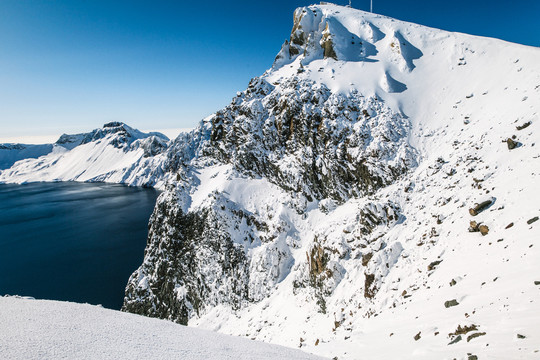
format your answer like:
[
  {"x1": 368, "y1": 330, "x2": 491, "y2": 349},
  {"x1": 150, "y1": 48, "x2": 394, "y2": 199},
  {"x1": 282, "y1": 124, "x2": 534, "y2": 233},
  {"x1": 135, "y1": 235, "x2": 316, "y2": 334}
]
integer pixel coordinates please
[{"x1": 1, "y1": 0, "x2": 538, "y2": 138}]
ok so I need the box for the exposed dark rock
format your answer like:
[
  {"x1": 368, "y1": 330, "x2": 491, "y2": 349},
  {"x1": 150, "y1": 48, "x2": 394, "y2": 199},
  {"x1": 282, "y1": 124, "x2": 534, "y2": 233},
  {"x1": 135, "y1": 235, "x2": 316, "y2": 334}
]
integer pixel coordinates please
[
  {"x1": 444, "y1": 299, "x2": 459, "y2": 308},
  {"x1": 479, "y1": 224, "x2": 489, "y2": 236},
  {"x1": 140, "y1": 136, "x2": 169, "y2": 157},
  {"x1": 449, "y1": 324, "x2": 478, "y2": 336},
  {"x1": 449, "y1": 279, "x2": 457, "y2": 287},
  {"x1": 321, "y1": 23, "x2": 338, "y2": 60},
  {"x1": 104, "y1": 121, "x2": 124, "y2": 128},
  {"x1": 0, "y1": 144, "x2": 25, "y2": 150},
  {"x1": 506, "y1": 138, "x2": 518, "y2": 150},
  {"x1": 469, "y1": 221, "x2": 480, "y2": 232},
  {"x1": 467, "y1": 332, "x2": 486, "y2": 342},
  {"x1": 80, "y1": 122, "x2": 134, "y2": 148},
  {"x1": 364, "y1": 273, "x2": 377, "y2": 299},
  {"x1": 527, "y1": 216, "x2": 539, "y2": 225},
  {"x1": 469, "y1": 221, "x2": 488, "y2": 235},
  {"x1": 414, "y1": 331, "x2": 421, "y2": 341},
  {"x1": 468, "y1": 355, "x2": 478, "y2": 360},
  {"x1": 358, "y1": 202, "x2": 401, "y2": 235},
  {"x1": 427, "y1": 260, "x2": 442, "y2": 271},
  {"x1": 308, "y1": 244, "x2": 330, "y2": 278},
  {"x1": 448, "y1": 335, "x2": 462, "y2": 345},
  {"x1": 516, "y1": 121, "x2": 531, "y2": 130},
  {"x1": 505, "y1": 222, "x2": 514, "y2": 229},
  {"x1": 469, "y1": 199, "x2": 493, "y2": 216},
  {"x1": 362, "y1": 252, "x2": 373, "y2": 267},
  {"x1": 517, "y1": 334, "x2": 526, "y2": 339},
  {"x1": 307, "y1": 242, "x2": 334, "y2": 313},
  {"x1": 122, "y1": 195, "x2": 250, "y2": 324}
]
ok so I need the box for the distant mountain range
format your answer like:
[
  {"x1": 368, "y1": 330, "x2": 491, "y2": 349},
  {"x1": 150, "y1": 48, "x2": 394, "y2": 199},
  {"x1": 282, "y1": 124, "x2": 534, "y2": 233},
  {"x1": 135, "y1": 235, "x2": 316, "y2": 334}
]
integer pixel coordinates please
[{"x1": 0, "y1": 122, "x2": 170, "y2": 187}]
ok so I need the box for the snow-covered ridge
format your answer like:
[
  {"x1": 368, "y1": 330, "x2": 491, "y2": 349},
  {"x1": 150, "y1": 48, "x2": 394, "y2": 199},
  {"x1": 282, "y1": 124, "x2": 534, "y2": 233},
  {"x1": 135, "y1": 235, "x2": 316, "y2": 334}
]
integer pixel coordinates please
[
  {"x1": 0, "y1": 122, "x2": 172, "y2": 188},
  {"x1": 0, "y1": 296, "x2": 325, "y2": 360}
]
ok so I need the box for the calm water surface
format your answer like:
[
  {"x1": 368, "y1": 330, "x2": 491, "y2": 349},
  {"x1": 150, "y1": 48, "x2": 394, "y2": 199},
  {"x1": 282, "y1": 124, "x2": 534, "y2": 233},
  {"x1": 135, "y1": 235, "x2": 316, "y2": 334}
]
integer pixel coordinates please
[{"x1": 0, "y1": 182, "x2": 159, "y2": 309}]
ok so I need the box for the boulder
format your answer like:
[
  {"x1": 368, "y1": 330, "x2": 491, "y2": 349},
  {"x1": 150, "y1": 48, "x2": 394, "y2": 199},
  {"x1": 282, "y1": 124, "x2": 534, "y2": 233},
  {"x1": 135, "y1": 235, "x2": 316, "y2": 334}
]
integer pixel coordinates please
[
  {"x1": 444, "y1": 299, "x2": 459, "y2": 308},
  {"x1": 469, "y1": 199, "x2": 493, "y2": 216}
]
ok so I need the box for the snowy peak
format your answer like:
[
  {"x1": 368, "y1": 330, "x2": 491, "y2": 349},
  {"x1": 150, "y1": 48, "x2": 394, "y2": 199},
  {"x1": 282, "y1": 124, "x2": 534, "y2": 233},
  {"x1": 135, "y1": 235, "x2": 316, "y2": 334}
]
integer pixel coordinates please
[
  {"x1": 271, "y1": 3, "x2": 539, "y2": 103},
  {"x1": 51, "y1": 122, "x2": 169, "y2": 151},
  {"x1": 273, "y1": 5, "x2": 419, "y2": 68},
  {"x1": 270, "y1": 4, "x2": 432, "y2": 105},
  {"x1": 76, "y1": 122, "x2": 169, "y2": 149}
]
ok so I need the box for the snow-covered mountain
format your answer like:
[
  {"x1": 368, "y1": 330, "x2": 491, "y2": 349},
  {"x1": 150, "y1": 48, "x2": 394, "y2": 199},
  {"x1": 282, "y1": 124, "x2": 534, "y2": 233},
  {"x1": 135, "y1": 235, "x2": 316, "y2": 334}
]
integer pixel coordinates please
[
  {"x1": 2, "y1": 3, "x2": 539, "y2": 359},
  {"x1": 0, "y1": 122, "x2": 171, "y2": 188},
  {"x1": 121, "y1": 4, "x2": 540, "y2": 359}
]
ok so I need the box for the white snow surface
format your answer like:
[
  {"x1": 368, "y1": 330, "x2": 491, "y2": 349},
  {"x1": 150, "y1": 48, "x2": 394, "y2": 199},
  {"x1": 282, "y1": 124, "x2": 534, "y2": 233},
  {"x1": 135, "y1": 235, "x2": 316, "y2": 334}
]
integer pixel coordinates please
[{"x1": 0, "y1": 296, "x2": 325, "y2": 360}]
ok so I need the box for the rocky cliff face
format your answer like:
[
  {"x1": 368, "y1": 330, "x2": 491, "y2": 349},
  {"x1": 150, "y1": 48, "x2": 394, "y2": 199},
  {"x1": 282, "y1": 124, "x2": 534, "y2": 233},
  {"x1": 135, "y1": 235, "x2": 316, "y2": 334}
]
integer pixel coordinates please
[
  {"x1": 203, "y1": 77, "x2": 411, "y2": 202},
  {"x1": 122, "y1": 70, "x2": 415, "y2": 322}
]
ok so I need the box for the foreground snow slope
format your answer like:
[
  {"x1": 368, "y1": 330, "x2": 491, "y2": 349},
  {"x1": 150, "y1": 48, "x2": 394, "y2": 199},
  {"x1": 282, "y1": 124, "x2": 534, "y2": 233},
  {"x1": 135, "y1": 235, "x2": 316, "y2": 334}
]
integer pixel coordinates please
[
  {"x1": 122, "y1": 4, "x2": 540, "y2": 360},
  {"x1": 0, "y1": 296, "x2": 325, "y2": 360},
  {"x1": 0, "y1": 122, "x2": 171, "y2": 188}
]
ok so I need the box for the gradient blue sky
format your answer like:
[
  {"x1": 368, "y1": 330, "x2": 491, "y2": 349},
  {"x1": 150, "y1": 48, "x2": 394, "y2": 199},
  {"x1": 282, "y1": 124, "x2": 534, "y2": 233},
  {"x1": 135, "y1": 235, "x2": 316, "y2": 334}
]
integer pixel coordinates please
[{"x1": 1, "y1": 0, "x2": 539, "y2": 139}]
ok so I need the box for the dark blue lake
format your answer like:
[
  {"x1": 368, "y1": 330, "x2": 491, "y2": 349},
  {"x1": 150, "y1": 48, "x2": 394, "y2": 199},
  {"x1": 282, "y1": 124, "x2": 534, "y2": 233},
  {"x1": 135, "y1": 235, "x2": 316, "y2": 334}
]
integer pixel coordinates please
[{"x1": 0, "y1": 182, "x2": 159, "y2": 310}]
